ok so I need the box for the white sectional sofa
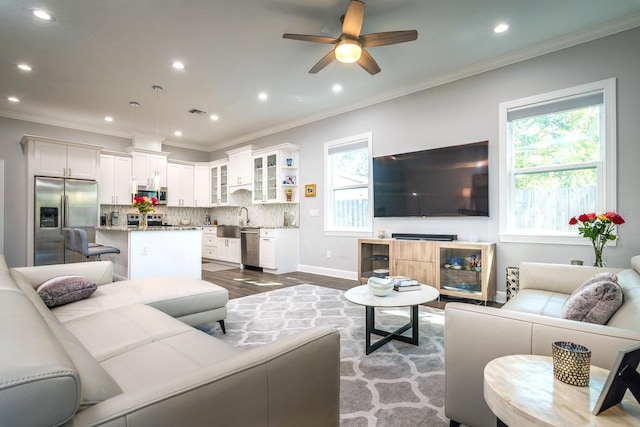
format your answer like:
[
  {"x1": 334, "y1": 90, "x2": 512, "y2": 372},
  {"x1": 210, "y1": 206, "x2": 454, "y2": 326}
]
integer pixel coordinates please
[
  {"x1": 0, "y1": 256, "x2": 340, "y2": 427},
  {"x1": 445, "y1": 256, "x2": 640, "y2": 427}
]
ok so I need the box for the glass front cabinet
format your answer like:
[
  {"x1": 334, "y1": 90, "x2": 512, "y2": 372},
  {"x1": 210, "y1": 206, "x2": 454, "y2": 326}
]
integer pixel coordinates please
[
  {"x1": 210, "y1": 161, "x2": 228, "y2": 206},
  {"x1": 436, "y1": 242, "x2": 496, "y2": 302},
  {"x1": 252, "y1": 143, "x2": 299, "y2": 204}
]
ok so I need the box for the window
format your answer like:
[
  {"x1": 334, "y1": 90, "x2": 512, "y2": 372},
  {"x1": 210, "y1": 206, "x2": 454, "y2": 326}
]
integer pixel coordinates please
[
  {"x1": 324, "y1": 133, "x2": 372, "y2": 235},
  {"x1": 499, "y1": 79, "x2": 616, "y2": 244}
]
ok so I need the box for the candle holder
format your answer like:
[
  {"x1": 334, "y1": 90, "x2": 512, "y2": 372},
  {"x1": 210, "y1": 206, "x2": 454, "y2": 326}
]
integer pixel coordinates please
[{"x1": 552, "y1": 341, "x2": 591, "y2": 386}]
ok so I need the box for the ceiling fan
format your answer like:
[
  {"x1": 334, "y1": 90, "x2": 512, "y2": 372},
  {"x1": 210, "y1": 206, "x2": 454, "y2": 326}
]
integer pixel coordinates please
[{"x1": 283, "y1": 0, "x2": 418, "y2": 75}]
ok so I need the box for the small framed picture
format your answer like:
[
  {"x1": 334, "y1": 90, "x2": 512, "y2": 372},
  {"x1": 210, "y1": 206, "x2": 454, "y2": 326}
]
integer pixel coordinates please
[
  {"x1": 592, "y1": 343, "x2": 640, "y2": 414},
  {"x1": 305, "y1": 184, "x2": 316, "y2": 197},
  {"x1": 283, "y1": 174, "x2": 296, "y2": 185}
]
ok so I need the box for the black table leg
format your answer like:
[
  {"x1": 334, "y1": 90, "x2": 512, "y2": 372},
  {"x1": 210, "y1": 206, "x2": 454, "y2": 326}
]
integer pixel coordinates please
[{"x1": 364, "y1": 305, "x2": 420, "y2": 355}]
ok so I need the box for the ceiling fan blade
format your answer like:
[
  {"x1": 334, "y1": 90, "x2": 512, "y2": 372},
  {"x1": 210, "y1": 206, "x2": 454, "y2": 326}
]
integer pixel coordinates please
[
  {"x1": 357, "y1": 49, "x2": 381, "y2": 75},
  {"x1": 360, "y1": 30, "x2": 418, "y2": 48},
  {"x1": 283, "y1": 33, "x2": 338, "y2": 44},
  {"x1": 342, "y1": 0, "x2": 365, "y2": 38},
  {"x1": 309, "y1": 50, "x2": 337, "y2": 74}
]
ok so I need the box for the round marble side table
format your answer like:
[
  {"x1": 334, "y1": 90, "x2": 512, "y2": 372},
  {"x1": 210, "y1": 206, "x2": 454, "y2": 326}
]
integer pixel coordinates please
[{"x1": 484, "y1": 354, "x2": 640, "y2": 427}]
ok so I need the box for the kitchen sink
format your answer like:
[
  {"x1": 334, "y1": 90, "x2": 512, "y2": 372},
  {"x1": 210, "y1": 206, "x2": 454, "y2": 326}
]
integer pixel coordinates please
[{"x1": 216, "y1": 225, "x2": 240, "y2": 238}]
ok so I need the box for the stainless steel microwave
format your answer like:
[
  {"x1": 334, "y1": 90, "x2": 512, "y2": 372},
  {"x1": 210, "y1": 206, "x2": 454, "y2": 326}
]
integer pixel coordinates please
[{"x1": 135, "y1": 186, "x2": 168, "y2": 205}]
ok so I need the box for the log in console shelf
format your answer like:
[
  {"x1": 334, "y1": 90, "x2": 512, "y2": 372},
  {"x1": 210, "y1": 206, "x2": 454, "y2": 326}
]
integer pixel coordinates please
[{"x1": 357, "y1": 238, "x2": 496, "y2": 303}]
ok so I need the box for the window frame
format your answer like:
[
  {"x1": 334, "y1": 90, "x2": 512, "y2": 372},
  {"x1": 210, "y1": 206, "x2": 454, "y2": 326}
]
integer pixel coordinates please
[
  {"x1": 498, "y1": 78, "x2": 617, "y2": 245},
  {"x1": 323, "y1": 132, "x2": 373, "y2": 237}
]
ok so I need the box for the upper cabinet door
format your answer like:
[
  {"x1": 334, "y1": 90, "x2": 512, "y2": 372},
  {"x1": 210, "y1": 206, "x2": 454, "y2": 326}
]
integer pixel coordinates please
[
  {"x1": 99, "y1": 154, "x2": 116, "y2": 204},
  {"x1": 194, "y1": 165, "x2": 210, "y2": 208},
  {"x1": 131, "y1": 151, "x2": 167, "y2": 187},
  {"x1": 34, "y1": 140, "x2": 99, "y2": 179},
  {"x1": 99, "y1": 154, "x2": 132, "y2": 205},
  {"x1": 67, "y1": 145, "x2": 99, "y2": 179},
  {"x1": 34, "y1": 141, "x2": 67, "y2": 177},
  {"x1": 227, "y1": 146, "x2": 252, "y2": 188},
  {"x1": 113, "y1": 156, "x2": 132, "y2": 204}
]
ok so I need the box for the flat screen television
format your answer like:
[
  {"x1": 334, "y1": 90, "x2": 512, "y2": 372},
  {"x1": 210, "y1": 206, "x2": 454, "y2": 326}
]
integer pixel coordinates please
[{"x1": 373, "y1": 141, "x2": 489, "y2": 217}]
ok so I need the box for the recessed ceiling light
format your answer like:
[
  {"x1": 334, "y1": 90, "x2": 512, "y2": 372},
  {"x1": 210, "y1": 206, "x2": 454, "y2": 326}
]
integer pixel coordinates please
[
  {"x1": 18, "y1": 63, "x2": 32, "y2": 71},
  {"x1": 258, "y1": 92, "x2": 268, "y2": 101},
  {"x1": 174, "y1": 130, "x2": 182, "y2": 137},
  {"x1": 104, "y1": 116, "x2": 113, "y2": 122},
  {"x1": 8, "y1": 96, "x2": 20, "y2": 103},
  {"x1": 494, "y1": 23, "x2": 509, "y2": 33},
  {"x1": 210, "y1": 114, "x2": 219, "y2": 121},
  {"x1": 172, "y1": 61, "x2": 185, "y2": 70},
  {"x1": 30, "y1": 8, "x2": 55, "y2": 21},
  {"x1": 332, "y1": 84, "x2": 343, "y2": 93}
]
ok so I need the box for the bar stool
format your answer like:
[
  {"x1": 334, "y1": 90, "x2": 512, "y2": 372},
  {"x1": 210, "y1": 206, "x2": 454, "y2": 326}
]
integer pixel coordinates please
[
  {"x1": 63, "y1": 228, "x2": 76, "y2": 253},
  {"x1": 63, "y1": 228, "x2": 101, "y2": 252},
  {"x1": 73, "y1": 228, "x2": 120, "y2": 261}
]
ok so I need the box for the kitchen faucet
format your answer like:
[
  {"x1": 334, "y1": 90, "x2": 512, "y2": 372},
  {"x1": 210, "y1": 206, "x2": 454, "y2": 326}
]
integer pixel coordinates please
[{"x1": 238, "y1": 206, "x2": 250, "y2": 226}]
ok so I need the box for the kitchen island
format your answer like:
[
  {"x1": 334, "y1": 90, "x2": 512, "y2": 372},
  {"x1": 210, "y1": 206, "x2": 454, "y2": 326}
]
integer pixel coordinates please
[{"x1": 96, "y1": 226, "x2": 202, "y2": 280}]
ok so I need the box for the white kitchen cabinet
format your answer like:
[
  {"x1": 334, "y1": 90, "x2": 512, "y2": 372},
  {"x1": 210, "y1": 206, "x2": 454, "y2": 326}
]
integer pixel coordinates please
[
  {"x1": 252, "y1": 144, "x2": 299, "y2": 204},
  {"x1": 130, "y1": 150, "x2": 168, "y2": 188},
  {"x1": 99, "y1": 153, "x2": 132, "y2": 205},
  {"x1": 167, "y1": 162, "x2": 194, "y2": 207},
  {"x1": 226, "y1": 146, "x2": 252, "y2": 192},
  {"x1": 218, "y1": 238, "x2": 240, "y2": 263},
  {"x1": 33, "y1": 139, "x2": 100, "y2": 180},
  {"x1": 259, "y1": 228, "x2": 298, "y2": 273},
  {"x1": 210, "y1": 161, "x2": 229, "y2": 206},
  {"x1": 259, "y1": 229, "x2": 276, "y2": 269},
  {"x1": 194, "y1": 164, "x2": 210, "y2": 208},
  {"x1": 202, "y1": 227, "x2": 239, "y2": 263},
  {"x1": 202, "y1": 227, "x2": 218, "y2": 260}
]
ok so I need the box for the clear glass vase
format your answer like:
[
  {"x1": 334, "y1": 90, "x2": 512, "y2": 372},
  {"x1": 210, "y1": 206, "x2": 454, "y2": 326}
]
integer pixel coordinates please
[{"x1": 593, "y1": 242, "x2": 606, "y2": 267}]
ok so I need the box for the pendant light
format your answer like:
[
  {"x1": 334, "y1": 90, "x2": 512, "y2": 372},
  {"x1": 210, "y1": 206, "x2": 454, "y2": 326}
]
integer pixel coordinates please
[
  {"x1": 152, "y1": 85, "x2": 163, "y2": 190},
  {"x1": 130, "y1": 101, "x2": 140, "y2": 194}
]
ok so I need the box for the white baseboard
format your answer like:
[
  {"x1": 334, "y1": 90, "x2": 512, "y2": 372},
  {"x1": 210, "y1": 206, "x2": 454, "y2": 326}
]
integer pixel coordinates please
[{"x1": 297, "y1": 264, "x2": 358, "y2": 281}]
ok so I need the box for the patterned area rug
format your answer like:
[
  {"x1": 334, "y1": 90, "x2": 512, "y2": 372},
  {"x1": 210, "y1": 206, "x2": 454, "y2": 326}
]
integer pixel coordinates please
[{"x1": 197, "y1": 284, "x2": 448, "y2": 426}]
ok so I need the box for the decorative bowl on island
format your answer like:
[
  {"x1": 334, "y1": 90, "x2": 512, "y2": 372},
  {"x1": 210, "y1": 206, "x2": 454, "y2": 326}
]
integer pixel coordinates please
[{"x1": 367, "y1": 277, "x2": 394, "y2": 296}]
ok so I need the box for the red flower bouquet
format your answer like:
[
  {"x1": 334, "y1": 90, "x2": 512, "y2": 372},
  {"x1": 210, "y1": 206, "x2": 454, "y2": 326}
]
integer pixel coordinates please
[
  {"x1": 569, "y1": 211, "x2": 625, "y2": 266},
  {"x1": 132, "y1": 195, "x2": 158, "y2": 215}
]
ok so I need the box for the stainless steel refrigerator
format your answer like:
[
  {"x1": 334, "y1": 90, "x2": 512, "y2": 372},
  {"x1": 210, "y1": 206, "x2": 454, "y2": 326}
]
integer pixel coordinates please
[{"x1": 34, "y1": 176, "x2": 98, "y2": 265}]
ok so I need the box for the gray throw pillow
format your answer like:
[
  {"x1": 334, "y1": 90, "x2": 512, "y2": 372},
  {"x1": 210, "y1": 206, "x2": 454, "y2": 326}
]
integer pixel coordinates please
[
  {"x1": 37, "y1": 275, "x2": 97, "y2": 308},
  {"x1": 561, "y1": 273, "x2": 623, "y2": 324}
]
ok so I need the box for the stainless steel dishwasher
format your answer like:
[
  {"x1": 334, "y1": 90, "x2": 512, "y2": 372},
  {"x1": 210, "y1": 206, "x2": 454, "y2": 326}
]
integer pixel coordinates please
[{"x1": 240, "y1": 227, "x2": 260, "y2": 268}]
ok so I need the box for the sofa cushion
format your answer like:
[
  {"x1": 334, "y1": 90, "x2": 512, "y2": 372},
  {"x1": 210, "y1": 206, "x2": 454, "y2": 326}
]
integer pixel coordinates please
[
  {"x1": 607, "y1": 268, "x2": 640, "y2": 329},
  {"x1": 52, "y1": 277, "x2": 229, "y2": 326},
  {"x1": 10, "y1": 271, "x2": 123, "y2": 410},
  {"x1": 0, "y1": 290, "x2": 81, "y2": 427},
  {"x1": 61, "y1": 304, "x2": 241, "y2": 393},
  {"x1": 501, "y1": 289, "x2": 568, "y2": 318},
  {"x1": 562, "y1": 273, "x2": 623, "y2": 324},
  {"x1": 37, "y1": 275, "x2": 97, "y2": 308}
]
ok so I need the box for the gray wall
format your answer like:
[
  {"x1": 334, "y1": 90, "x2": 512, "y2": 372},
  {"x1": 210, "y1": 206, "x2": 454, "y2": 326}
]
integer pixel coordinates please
[
  {"x1": 1, "y1": 27, "x2": 639, "y2": 294},
  {"x1": 220, "y1": 27, "x2": 640, "y2": 285}
]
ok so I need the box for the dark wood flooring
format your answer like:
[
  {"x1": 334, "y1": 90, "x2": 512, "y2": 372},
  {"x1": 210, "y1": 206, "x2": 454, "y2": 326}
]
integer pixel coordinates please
[{"x1": 201, "y1": 264, "x2": 502, "y2": 310}]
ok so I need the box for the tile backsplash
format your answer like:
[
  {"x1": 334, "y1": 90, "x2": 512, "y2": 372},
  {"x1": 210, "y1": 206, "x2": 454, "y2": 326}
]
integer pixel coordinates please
[{"x1": 101, "y1": 190, "x2": 299, "y2": 227}]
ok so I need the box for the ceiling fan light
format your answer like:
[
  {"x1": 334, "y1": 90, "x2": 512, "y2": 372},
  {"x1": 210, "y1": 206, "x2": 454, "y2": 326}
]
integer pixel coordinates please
[{"x1": 335, "y1": 40, "x2": 362, "y2": 63}]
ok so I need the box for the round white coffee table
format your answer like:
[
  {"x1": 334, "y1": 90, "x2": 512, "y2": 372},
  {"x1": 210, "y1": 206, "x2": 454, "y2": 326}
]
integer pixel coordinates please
[
  {"x1": 484, "y1": 355, "x2": 640, "y2": 427},
  {"x1": 344, "y1": 284, "x2": 440, "y2": 355}
]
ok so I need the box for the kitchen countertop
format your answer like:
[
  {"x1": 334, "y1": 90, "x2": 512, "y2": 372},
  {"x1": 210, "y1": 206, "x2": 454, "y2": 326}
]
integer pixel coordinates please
[
  {"x1": 96, "y1": 226, "x2": 201, "y2": 232},
  {"x1": 201, "y1": 225, "x2": 299, "y2": 229}
]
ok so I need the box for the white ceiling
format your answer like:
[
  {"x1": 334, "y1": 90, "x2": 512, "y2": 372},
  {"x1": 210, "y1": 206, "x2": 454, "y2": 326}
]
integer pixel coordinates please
[{"x1": 1, "y1": 0, "x2": 640, "y2": 152}]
